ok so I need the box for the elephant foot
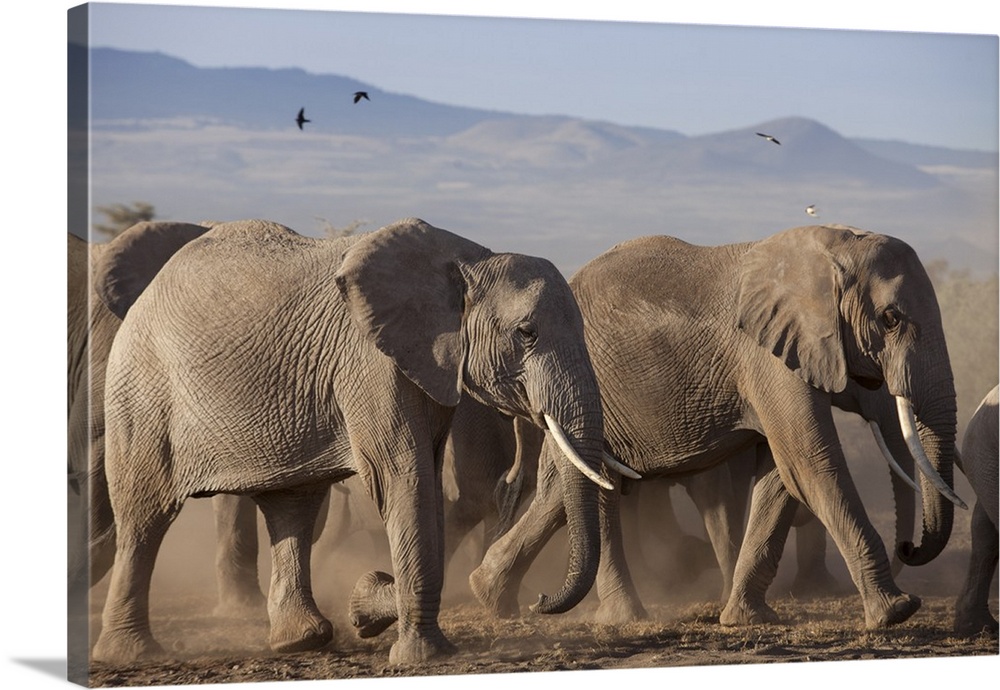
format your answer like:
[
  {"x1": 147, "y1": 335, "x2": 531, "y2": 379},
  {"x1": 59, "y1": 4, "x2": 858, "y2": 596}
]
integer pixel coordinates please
[
  {"x1": 469, "y1": 564, "x2": 521, "y2": 618},
  {"x1": 389, "y1": 626, "x2": 458, "y2": 665},
  {"x1": 92, "y1": 628, "x2": 165, "y2": 664},
  {"x1": 268, "y1": 610, "x2": 334, "y2": 653},
  {"x1": 954, "y1": 609, "x2": 999, "y2": 638},
  {"x1": 863, "y1": 592, "x2": 921, "y2": 629},
  {"x1": 594, "y1": 592, "x2": 647, "y2": 625},
  {"x1": 719, "y1": 597, "x2": 780, "y2": 626},
  {"x1": 349, "y1": 571, "x2": 398, "y2": 638}
]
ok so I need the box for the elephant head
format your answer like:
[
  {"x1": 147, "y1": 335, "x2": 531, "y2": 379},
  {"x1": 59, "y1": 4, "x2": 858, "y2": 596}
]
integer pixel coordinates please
[
  {"x1": 737, "y1": 224, "x2": 962, "y2": 566},
  {"x1": 335, "y1": 219, "x2": 607, "y2": 614}
]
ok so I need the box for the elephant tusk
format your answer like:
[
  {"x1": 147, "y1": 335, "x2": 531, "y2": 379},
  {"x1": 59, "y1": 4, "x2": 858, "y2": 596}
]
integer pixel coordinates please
[
  {"x1": 894, "y1": 397, "x2": 967, "y2": 510},
  {"x1": 543, "y1": 414, "x2": 614, "y2": 490},
  {"x1": 868, "y1": 421, "x2": 920, "y2": 493},
  {"x1": 602, "y1": 452, "x2": 642, "y2": 480}
]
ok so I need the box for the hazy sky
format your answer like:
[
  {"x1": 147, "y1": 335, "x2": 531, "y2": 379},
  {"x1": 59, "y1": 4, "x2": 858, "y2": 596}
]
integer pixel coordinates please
[{"x1": 80, "y1": 1, "x2": 999, "y2": 151}]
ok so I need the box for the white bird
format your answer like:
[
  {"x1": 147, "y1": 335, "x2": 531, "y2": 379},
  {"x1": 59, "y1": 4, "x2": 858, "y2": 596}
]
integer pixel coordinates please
[
  {"x1": 756, "y1": 132, "x2": 781, "y2": 145},
  {"x1": 806, "y1": 204, "x2": 818, "y2": 217}
]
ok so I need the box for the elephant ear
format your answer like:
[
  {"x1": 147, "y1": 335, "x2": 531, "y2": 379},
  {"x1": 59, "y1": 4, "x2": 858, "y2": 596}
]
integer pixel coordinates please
[
  {"x1": 92, "y1": 221, "x2": 211, "y2": 320},
  {"x1": 736, "y1": 226, "x2": 848, "y2": 393},
  {"x1": 335, "y1": 218, "x2": 492, "y2": 407}
]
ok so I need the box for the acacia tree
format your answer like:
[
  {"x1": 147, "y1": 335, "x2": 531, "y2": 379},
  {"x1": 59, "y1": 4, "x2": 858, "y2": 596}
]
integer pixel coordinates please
[
  {"x1": 316, "y1": 216, "x2": 368, "y2": 239},
  {"x1": 93, "y1": 202, "x2": 156, "y2": 240}
]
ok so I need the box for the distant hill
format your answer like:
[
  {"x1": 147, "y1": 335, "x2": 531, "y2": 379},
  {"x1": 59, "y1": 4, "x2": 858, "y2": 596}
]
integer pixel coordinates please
[
  {"x1": 853, "y1": 139, "x2": 998, "y2": 170},
  {"x1": 73, "y1": 44, "x2": 998, "y2": 275},
  {"x1": 76, "y1": 43, "x2": 517, "y2": 137}
]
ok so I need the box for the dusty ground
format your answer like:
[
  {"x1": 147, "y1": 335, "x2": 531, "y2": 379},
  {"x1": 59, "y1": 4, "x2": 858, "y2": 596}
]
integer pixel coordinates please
[
  {"x1": 78, "y1": 496, "x2": 998, "y2": 688},
  {"x1": 83, "y1": 590, "x2": 997, "y2": 687}
]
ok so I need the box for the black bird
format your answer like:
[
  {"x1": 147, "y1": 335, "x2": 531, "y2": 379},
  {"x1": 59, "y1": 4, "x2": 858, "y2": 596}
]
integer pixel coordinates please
[
  {"x1": 353, "y1": 91, "x2": 370, "y2": 104},
  {"x1": 296, "y1": 107, "x2": 310, "y2": 130},
  {"x1": 756, "y1": 132, "x2": 781, "y2": 145}
]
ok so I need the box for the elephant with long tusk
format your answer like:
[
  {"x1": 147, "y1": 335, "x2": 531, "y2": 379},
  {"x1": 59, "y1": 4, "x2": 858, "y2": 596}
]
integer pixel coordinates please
[{"x1": 471, "y1": 224, "x2": 964, "y2": 630}]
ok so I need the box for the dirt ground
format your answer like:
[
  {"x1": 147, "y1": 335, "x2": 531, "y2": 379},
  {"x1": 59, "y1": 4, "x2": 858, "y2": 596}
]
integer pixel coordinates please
[{"x1": 79, "y1": 496, "x2": 998, "y2": 688}]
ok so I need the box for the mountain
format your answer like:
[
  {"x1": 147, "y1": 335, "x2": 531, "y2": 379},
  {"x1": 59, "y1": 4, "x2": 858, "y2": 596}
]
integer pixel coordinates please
[
  {"x1": 78, "y1": 44, "x2": 517, "y2": 137},
  {"x1": 853, "y1": 139, "x2": 998, "y2": 171},
  {"x1": 73, "y1": 44, "x2": 997, "y2": 275}
]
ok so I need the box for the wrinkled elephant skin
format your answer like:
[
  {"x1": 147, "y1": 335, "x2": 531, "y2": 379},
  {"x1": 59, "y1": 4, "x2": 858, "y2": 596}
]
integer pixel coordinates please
[
  {"x1": 90, "y1": 218, "x2": 606, "y2": 665},
  {"x1": 954, "y1": 385, "x2": 998, "y2": 637},
  {"x1": 473, "y1": 225, "x2": 960, "y2": 630}
]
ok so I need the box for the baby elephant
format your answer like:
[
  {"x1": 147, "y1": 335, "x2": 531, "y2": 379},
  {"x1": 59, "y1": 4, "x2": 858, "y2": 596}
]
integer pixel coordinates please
[{"x1": 954, "y1": 384, "x2": 999, "y2": 637}]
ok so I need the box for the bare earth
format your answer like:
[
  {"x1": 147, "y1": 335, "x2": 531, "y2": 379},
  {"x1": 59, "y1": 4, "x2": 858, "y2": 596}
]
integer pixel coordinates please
[
  {"x1": 84, "y1": 588, "x2": 997, "y2": 687},
  {"x1": 77, "y1": 497, "x2": 999, "y2": 688}
]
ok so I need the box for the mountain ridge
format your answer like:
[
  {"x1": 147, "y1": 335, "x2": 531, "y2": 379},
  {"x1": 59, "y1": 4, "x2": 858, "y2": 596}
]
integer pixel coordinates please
[{"x1": 73, "y1": 44, "x2": 998, "y2": 275}]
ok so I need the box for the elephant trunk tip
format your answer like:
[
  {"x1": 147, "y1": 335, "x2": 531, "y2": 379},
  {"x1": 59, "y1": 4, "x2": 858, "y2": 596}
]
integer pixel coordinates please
[
  {"x1": 896, "y1": 540, "x2": 935, "y2": 567},
  {"x1": 528, "y1": 592, "x2": 560, "y2": 615}
]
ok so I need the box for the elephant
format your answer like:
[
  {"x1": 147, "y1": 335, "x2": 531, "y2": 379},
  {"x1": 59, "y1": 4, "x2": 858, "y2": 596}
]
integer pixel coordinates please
[
  {"x1": 470, "y1": 224, "x2": 965, "y2": 630},
  {"x1": 68, "y1": 224, "x2": 288, "y2": 623},
  {"x1": 89, "y1": 217, "x2": 614, "y2": 665},
  {"x1": 67, "y1": 223, "x2": 213, "y2": 603},
  {"x1": 954, "y1": 384, "x2": 998, "y2": 636},
  {"x1": 445, "y1": 377, "x2": 917, "y2": 613}
]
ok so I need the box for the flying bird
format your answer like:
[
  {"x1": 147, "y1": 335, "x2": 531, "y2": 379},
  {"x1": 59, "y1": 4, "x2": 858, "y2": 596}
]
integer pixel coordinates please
[
  {"x1": 756, "y1": 132, "x2": 781, "y2": 145},
  {"x1": 806, "y1": 204, "x2": 818, "y2": 217},
  {"x1": 353, "y1": 91, "x2": 370, "y2": 104},
  {"x1": 295, "y1": 107, "x2": 310, "y2": 130}
]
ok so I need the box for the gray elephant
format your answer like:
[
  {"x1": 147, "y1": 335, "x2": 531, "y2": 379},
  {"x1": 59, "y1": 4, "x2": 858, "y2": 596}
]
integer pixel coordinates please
[
  {"x1": 954, "y1": 384, "x2": 998, "y2": 636},
  {"x1": 471, "y1": 224, "x2": 964, "y2": 630},
  {"x1": 67, "y1": 223, "x2": 212, "y2": 602},
  {"x1": 90, "y1": 218, "x2": 614, "y2": 665},
  {"x1": 68, "y1": 224, "x2": 285, "y2": 623},
  {"x1": 445, "y1": 376, "x2": 914, "y2": 614}
]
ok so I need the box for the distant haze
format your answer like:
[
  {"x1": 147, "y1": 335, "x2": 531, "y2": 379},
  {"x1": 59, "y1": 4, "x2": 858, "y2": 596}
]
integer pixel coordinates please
[{"x1": 73, "y1": 44, "x2": 998, "y2": 276}]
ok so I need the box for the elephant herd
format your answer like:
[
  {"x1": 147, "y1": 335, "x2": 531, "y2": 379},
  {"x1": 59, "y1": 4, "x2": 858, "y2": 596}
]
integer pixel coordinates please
[{"x1": 67, "y1": 218, "x2": 999, "y2": 668}]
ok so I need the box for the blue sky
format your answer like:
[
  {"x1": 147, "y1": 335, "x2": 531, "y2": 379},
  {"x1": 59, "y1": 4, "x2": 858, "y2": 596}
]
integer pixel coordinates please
[{"x1": 80, "y1": 1, "x2": 999, "y2": 151}]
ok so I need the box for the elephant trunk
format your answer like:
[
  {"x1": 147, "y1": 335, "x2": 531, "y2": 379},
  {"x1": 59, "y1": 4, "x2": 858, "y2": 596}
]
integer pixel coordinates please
[
  {"x1": 895, "y1": 388, "x2": 959, "y2": 567},
  {"x1": 526, "y1": 358, "x2": 604, "y2": 615}
]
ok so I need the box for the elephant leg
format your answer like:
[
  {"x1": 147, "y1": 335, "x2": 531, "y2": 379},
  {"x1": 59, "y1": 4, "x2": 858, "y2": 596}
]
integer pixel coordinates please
[
  {"x1": 788, "y1": 508, "x2": 847, "y2": 597},
  {"x1": 720, "y1": 448, "x2": 797, "y2": 626},
  {"x1": 954, "y1": 501, "x2": 999, "y2": 637},
  {"x1": 761, "y1": 391, "x2": 919, "y2": 628},
  {"x1": 212, "y1": 494, "x2": 266, "y2": 618},
  {"x1": 685, "y1": 462, "x2": 746, "y2": 602},
  {"x1": 87, "y1": 439, "x2": 118, "y2": 591},
  {"x1": 91, "y1": 497, "x2": 181, "y2": 663},
  {"x1": 253, "y1": 486, "x2": 334, "y2": 653},
  {"x1": 595, "y1": 482, "x2": 647, "y2": 624},
  {"x1": 348, "y1": 439, "x2": 456, "y2": 665},
  {"x1": 470, "y1": 452, "x2": 566, "y2": 618}
]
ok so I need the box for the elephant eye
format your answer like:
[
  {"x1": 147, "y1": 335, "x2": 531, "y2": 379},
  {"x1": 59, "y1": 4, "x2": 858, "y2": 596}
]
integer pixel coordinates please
[
  {"x1": 516, "y1": 322, "x2": 538, "y2": 345},
  {"x1": 882, "y1": 307, "x2": 900, "y2": 330}
]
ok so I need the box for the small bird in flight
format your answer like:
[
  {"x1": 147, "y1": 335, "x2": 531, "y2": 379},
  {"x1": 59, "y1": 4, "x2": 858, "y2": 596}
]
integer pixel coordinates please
[
  {"x1": 756, "y1": 132, "x2": 781, "y2": 145},
  {"x1": 806, "y1": 204, "x2": 818, "y2": 217},
  {"x1": 296, "y1": 107, "x2": 310, "y2": 130},
  {"x1": 353, "y1": 91, "x2": 370, "y2": 104}
]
